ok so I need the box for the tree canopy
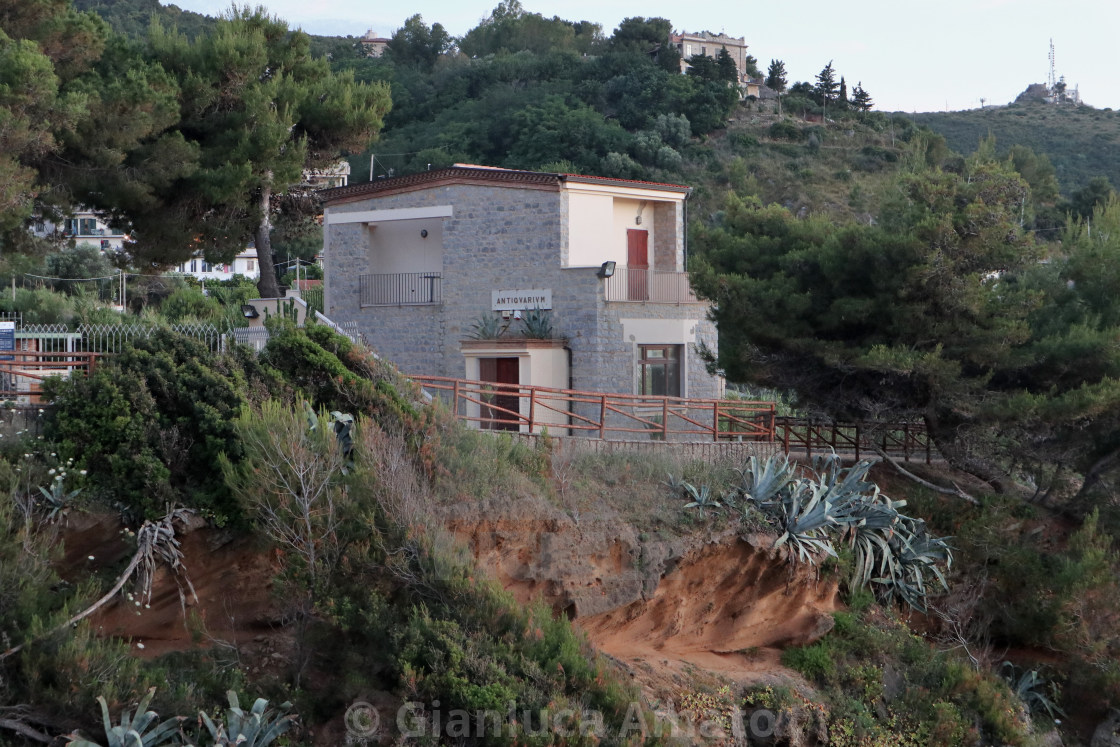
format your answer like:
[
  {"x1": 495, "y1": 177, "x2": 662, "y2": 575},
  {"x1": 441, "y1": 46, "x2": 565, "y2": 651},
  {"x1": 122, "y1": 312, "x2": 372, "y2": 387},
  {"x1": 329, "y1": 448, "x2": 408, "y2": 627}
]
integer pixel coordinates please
[
  {"x1": 692, "y1": 151, "x2": 1120, "y2": 508},
  {"x1": 0, "y1": 0, "x2": 391, "y2": 296},
  {"x1": 765, "y1": 59, "x2": 787, "y2": 93}
]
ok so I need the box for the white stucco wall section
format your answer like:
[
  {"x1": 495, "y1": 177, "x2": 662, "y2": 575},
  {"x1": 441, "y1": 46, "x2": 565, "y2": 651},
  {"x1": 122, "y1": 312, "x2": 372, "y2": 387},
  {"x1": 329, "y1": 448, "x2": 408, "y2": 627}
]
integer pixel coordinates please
[
  {"x1": 562, "y1": 182, "x2": 685, "y2": 269},
  {"x1": 566, "y1": 192, "x2": 616, "y2": 268},
  {"x1": 368, "y1": 219, "x2": 443, "y2": 273},
  {"x1": 620, "y1": 318, "x2": 698, "y2": 345},
  {"x1": 325, "y1": 205, "x2": 453, "y2": 224}
]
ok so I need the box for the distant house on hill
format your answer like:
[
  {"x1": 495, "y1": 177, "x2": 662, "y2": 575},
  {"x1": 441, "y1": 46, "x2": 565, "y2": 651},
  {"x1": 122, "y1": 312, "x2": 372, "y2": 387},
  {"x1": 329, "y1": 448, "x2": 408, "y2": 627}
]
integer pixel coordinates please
[
  {"x1": 304, "y1": 161, "x2": 350, "y2": 190},
  {"x1": 359, "y1": 29, "x2": 389, "y2": 58},
  {"x1": 671, "y1": 30, "x2": 752, "y2": 83},
  {"x1": 171, "y1": 247, "x2": 259, "y2": 281},
  {"x1": 319, "y1": 164, "x2": 723, "y2": 426},
  {"x1": 31, "y1": 208, "x2": 128, "y2": 251}
]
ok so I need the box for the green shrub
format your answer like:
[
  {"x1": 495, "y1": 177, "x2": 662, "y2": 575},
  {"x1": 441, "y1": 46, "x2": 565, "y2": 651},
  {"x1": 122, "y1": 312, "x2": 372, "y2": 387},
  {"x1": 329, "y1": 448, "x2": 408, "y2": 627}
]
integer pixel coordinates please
[
  {"x1": 781, "y1": 642, "x2": 835, "y2": 682},
  {"x1": 44, "y1": 329, "x2": 248, "y2": 521},
  {"x1": 768, "y1": 120, "x2": 804, "y2": 141},
  {"x1": 159, "y1": 285, "x2": 223, "y2": 322}
]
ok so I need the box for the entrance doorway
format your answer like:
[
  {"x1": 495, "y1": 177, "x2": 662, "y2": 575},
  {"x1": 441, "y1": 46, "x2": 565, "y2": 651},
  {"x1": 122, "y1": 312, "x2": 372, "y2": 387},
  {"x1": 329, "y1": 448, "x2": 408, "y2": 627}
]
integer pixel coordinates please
[{"x1": 479, "y1": 357, "x2": 520, "y2": 430}]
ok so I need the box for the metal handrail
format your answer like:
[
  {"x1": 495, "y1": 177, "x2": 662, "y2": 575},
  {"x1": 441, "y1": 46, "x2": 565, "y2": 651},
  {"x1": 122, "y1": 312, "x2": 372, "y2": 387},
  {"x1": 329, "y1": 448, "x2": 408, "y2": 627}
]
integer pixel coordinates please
[
  {"x1": 603, "y1": 268, "x2": 702, "y2": 304},
  {"x1": 359, "y1": 272, "x2": 442, "y2": 306}
]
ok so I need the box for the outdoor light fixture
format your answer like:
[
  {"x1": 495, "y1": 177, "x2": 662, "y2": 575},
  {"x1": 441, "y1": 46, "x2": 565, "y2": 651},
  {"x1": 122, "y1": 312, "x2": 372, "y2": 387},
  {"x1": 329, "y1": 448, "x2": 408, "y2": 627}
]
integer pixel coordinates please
[
  {"x1": 420, "y1": 229, "x2": 429, "y2": 238},
  {"x1": 241, "y1": 304, "x2": 259, "y2": 319},
  {"x1": 597, "y1": 261, "x2": 617, "y2": 279}
]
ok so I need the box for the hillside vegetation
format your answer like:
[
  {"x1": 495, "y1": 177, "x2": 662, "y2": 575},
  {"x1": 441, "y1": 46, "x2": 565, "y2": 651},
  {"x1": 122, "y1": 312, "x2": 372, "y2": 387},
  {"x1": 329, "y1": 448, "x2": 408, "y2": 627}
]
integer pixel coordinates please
[
  {"x1": 2, "y1": 1, "x2": 1120, "y2": 744},
  {"x1": 909, "y1": 97, "x2": 1120, "y2": 195}
]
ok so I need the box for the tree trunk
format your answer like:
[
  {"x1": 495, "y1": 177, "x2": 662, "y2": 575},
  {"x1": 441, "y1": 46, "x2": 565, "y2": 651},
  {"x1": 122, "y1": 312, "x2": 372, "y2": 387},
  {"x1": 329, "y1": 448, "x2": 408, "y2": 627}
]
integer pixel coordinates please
[
  {"x1": 255, "y1": 175, "x2": 281, "y2": 299},
  {"x1": 1071, "y1": 446, "x2": 1120, "y2": 513},
  {"x1": 923, "y1": 410, "x2": 1015, "y2": 494}
]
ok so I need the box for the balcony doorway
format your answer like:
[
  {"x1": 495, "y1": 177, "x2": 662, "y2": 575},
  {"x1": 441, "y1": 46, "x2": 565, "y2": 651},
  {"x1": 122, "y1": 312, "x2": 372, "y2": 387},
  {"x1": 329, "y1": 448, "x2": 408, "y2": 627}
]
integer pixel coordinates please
[{"x1": 627, "y1": 229, "x2": 649, "y2": 301}]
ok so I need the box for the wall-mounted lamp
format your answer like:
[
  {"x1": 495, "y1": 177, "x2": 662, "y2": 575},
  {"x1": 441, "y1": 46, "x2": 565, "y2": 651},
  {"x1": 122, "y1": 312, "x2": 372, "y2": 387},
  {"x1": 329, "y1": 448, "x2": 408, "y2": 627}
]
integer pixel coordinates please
[
  {"x1": 420, "y1": 229, "x2": 429, "y2": 238},
  {"x1": 241, "y1": 304, "x2": 259, "y2": 319},
  {"x1": 597, "y1": 261, "x2": 617, "y2": 279}
]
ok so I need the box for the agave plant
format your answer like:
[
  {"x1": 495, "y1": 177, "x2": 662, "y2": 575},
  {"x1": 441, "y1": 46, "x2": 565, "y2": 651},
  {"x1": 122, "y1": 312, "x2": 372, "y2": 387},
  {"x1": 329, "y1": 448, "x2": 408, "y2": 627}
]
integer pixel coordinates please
[
  {"x1": 469, "y1": 312, "x2": 505, "y2": 339},
  {"x1": 1000, "y1": 662, "x2": 1066, "y2": 719},
  {"x1": 681, "y1": 482, "x2": 722, "y2": 518},
  {"x1": 871, "y1": 519, "x2": 953, "y2": 612},
  {"x1": 38, "y1": 478, "x2": 82, "y2": 522},
  {"x1": 771, "y1": 478, "x2": 841, "y2": 564},
  {"x1": 733, "y1": 452, "x2": 796, "y2": 508},
  {"x1": 197, "y1": 691, "x2": 296, "y2": 747},
  {"x1": 66, "y1": 688, "x2": 184, "y2": 747},
  {"x1": 520, "y1": 307, "x2": 554, "y2": 339}
]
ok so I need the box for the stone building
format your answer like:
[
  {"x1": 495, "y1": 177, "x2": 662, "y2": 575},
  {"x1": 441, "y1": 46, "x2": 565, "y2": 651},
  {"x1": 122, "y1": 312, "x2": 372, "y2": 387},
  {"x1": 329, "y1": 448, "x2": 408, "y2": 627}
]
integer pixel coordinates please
[
  {"x1": 359, "y1": 29, "x2": 390, "y2": 58},
  {"x1": 671, "y1": 30, "x2": 752, "y2": 83},
  {"x1": 321, "y1": 165, "x2": 722, "y2": 428}
]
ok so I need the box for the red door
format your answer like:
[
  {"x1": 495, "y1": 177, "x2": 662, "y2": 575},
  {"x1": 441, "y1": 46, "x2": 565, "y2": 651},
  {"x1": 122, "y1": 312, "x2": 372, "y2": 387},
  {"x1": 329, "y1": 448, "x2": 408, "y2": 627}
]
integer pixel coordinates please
[
  {"x1": 627, "y1": 229, "x2": 649, "y2": 301},
  {"x1": 479, "y1": 357, "x2": 520, "y2": 431}
]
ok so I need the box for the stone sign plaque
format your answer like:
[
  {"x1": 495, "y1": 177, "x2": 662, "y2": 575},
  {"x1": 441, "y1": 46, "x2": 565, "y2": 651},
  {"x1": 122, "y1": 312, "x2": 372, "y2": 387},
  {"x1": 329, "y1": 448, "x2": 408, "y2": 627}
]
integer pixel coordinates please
[{"x1": 491, "y1": 289, "x2": 552, "y2": 311}]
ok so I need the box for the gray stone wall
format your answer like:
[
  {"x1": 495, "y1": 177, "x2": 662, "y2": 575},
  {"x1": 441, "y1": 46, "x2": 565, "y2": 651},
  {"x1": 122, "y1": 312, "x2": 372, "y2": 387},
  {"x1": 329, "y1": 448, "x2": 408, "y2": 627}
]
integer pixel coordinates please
[{"x1": 652, "y1": 201, "x2": 679, "y2": 271}]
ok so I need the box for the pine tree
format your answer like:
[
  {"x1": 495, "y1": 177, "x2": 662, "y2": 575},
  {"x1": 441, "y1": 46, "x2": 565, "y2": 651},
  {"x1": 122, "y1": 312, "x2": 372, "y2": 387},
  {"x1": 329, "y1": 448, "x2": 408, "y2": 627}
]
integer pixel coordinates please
[
  {"x1": 765, "y1": 59, "x2": 787, "y2": 93},
  {"x1": 814, "y1": 60, "x2": 839, "y2": 108},
  {"x1": 134, "y1": 8, "x2": 392, "y2": 296},
  {"x1": 715, "y1": 47, "x2": 738, "y2": 84},
  {"x1": 837, "y1": 76, "x2": 849, "y2": 110},
  {"x1": 851, "y1": 81, "x2": 873, "y2": 111}
]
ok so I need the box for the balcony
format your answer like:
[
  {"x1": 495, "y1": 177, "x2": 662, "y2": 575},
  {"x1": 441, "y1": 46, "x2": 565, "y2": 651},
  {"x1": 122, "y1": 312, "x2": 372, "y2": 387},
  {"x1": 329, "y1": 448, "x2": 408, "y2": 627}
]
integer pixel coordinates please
[
  {"x1": 359, "y1": 272, "x2": 442, "y2": 307},
  {"x1": 603, "y1": 269, "x2": 701, "y2": 304}
]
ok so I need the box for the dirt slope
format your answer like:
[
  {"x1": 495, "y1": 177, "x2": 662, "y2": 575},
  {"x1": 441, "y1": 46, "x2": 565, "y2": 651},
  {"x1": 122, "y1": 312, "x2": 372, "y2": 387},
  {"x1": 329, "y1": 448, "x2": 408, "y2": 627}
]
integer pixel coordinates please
[
  {"x1": 446, "y1": 502, "x2": 839, "y2": 697},
  {"x1": 58, "y1": 502, "x2": 837, "y2": 707}
]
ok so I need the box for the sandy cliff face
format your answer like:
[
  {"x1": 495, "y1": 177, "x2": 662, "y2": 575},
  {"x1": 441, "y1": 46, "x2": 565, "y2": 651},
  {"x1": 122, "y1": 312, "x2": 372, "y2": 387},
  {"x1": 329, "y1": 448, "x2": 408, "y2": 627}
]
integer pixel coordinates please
[{"x1": 446, "y1": 506, "x2": 839, "y2": 691}]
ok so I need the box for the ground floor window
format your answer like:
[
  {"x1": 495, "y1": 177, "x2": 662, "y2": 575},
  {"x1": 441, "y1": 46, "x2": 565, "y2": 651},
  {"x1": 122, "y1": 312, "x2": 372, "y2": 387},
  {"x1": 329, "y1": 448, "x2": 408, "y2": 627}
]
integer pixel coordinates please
[{"x1": 639, "y1": 344, "x2": 681, "y2": 397}]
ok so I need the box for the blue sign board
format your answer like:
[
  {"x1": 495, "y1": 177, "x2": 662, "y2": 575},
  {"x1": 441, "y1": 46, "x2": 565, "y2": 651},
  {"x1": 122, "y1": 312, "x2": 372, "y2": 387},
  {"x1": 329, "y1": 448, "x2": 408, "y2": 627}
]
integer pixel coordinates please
[{"x1": 0, "y1": 322, "x2": 13, "y2": 361}]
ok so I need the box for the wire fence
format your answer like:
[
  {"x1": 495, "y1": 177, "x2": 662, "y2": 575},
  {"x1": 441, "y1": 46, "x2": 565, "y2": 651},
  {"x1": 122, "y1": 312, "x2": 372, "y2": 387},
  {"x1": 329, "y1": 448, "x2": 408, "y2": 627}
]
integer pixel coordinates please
[{"x1": 17, "y1": 323, "x2": 227, "y2": 354}]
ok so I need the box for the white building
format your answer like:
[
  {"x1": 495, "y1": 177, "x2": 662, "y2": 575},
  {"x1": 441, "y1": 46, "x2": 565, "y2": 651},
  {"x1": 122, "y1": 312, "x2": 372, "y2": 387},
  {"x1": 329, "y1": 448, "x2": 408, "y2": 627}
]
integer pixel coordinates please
[
  {"x1": 31, "y1": 208, "x2": 129, "y2": 251},
  {"x1": 172, "y1": 247, "x2": 260, "y2": 281}
]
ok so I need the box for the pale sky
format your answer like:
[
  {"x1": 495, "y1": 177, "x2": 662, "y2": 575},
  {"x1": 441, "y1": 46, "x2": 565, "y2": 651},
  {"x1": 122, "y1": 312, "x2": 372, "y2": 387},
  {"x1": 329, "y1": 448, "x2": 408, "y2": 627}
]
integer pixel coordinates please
[{"x1": 167, "y1": 0, "x2": 1116, "y2": 113}]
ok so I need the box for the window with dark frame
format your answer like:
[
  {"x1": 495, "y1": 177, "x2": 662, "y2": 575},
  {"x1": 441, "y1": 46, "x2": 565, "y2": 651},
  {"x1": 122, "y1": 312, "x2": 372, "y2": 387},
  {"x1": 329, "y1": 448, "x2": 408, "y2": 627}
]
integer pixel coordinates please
[{"x1": 639, "y1": 344, "x2": 681, "y2": 397}]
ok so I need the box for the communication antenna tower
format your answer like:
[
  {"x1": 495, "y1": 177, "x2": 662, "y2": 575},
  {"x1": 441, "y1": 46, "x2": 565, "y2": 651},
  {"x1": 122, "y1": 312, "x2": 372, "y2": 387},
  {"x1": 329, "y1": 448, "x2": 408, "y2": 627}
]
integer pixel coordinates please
[{"x1": 1048, "y1": 39, "x2": 1056, "y2": 91}]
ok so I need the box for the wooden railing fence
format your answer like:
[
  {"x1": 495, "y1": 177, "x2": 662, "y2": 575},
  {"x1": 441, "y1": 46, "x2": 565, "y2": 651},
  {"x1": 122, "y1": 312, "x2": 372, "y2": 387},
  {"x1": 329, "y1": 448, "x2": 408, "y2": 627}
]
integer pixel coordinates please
[
  {"x1": 413, "y1": 376, "x2": 934, "y2": 461},
  {"x1": 775, "y1": 417, "x2": 932, "y2": 463},
  {"x1": 411, "y1": 375, "x2": 776, "y2": 442},
  {"x1": 0, "y1": 352, "x2": 101, "y2": 403}
]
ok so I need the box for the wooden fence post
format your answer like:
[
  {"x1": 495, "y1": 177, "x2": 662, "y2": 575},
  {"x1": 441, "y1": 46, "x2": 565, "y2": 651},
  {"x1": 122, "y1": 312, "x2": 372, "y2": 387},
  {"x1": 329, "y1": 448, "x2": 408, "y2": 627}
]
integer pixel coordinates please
[
  {"x1": 713, "y1": 402, "x2": 720, "y2": 442},
  {"x1": 452, "y1": 379, "x2": 460, "y2": 418},
  {"x1": 855, "y1": 424, "x2": 861, "y2": 461},
  {"x1": 528, "y1": 388, "x2": 536, "y2": 433},
  {"x1": 598, "y1": 394, "x2": 607, "y2": 440},
  {"x1": 662, "y1": 397, "x2": 669, "y2": 440}
]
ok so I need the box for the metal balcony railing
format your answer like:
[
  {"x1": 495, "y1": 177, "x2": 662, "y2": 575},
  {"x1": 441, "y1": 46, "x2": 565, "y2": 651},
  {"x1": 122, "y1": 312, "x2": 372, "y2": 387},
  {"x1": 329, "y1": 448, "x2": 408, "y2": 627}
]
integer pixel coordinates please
[
  {"x1": 359, "y1": 272, "x2": 442, "y2": 307},
  {"x1": 603, "y1": 269, "x2": 701, "y2": 304}
]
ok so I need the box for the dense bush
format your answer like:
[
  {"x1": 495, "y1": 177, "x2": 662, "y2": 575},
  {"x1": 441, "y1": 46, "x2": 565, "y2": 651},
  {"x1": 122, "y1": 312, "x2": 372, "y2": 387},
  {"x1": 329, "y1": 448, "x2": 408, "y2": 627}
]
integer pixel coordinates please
[
  {"x1": 768, "y1": 120, "x2": 804, "y2": 141},
  {"x1": 777, "y1": 609, "x2": 1031, "y2": 745},
  {"x1": 44, "y1": 329, "x2": 251, "y2": 521}
]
